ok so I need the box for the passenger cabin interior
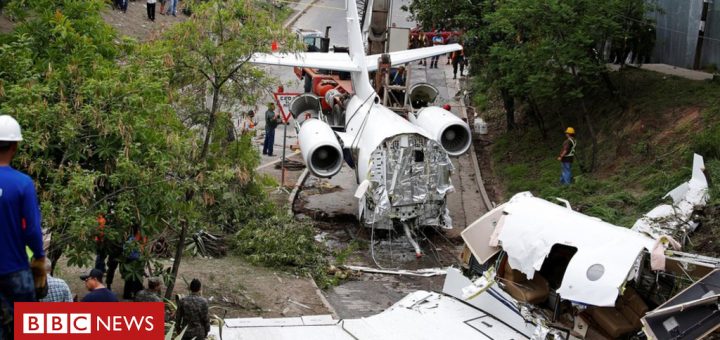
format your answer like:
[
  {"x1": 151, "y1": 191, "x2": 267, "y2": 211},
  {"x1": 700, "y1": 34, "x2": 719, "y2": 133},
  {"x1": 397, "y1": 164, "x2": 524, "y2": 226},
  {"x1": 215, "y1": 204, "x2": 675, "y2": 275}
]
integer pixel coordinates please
[{"x1": 481, "y1": 246, "x2": 660, "y2": 340}]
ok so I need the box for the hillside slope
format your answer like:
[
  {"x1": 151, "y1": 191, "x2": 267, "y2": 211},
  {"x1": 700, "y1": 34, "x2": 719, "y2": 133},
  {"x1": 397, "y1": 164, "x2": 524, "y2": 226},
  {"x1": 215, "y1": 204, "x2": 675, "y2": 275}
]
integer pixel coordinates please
[{"x1": 477, "y1": 68, "x2": 720, "y2": 254}]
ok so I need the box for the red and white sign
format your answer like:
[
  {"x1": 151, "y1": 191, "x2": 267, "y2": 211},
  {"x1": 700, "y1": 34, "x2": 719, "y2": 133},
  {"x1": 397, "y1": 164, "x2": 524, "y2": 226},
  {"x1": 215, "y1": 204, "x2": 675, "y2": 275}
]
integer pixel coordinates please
[
  {"x1": 273, "y1": 92, "x2": 301, "y2": 123},
  {"x1": 15, "y1": 303, "x2": 164, "y2": 340}
]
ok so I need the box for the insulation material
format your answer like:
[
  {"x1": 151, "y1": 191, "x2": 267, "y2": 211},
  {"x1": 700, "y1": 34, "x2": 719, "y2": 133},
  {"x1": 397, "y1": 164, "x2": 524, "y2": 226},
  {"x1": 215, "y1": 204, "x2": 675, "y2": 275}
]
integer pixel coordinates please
[
  {"x1": 362, "y1": 134, "x2": 454, "y2": 229},
  {"x1": 632, "y1": 154, "x2": 709, "y2": 240},
  {"x1": 497, "y1": 193, "x2": 656, "y2": 307}
]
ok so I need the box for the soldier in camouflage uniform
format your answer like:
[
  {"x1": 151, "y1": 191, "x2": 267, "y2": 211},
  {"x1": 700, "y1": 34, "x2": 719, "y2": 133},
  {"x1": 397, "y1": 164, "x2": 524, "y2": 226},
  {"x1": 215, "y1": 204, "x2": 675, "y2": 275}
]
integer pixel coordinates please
[
  {"x1": 175, "y1": 279, "x2": 209, "y2": 340},
  {"x1": 134, "y1": 277, "x2": 162, "y2": 303}
]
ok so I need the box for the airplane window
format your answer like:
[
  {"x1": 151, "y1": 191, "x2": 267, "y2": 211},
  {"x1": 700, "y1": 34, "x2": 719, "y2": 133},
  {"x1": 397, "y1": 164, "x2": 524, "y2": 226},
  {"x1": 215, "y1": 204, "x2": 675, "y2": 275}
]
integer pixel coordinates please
[{"x1": 587, "y1": 264, "x2": 605, "y2": 281}]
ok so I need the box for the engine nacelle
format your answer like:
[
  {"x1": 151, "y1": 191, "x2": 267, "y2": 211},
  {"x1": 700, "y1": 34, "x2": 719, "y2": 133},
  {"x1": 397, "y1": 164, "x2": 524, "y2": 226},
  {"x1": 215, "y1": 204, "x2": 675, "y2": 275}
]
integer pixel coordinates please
[
  {"x1": 298, "y1": 119, "x2": 343, "y2": 178},
  {"x1": 410, "y1": 106, "x2": 472, "y2": 156}
]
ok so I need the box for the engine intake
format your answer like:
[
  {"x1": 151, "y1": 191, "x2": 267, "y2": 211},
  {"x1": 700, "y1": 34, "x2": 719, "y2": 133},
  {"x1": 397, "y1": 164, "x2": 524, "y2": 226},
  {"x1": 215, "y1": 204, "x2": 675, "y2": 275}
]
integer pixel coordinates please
[
  {"x1": 298, "y1": 119, "x2": 343, "y2": 177},
  {"x1": 410, "y1": 106, "x2": 471, "y2": 156}
]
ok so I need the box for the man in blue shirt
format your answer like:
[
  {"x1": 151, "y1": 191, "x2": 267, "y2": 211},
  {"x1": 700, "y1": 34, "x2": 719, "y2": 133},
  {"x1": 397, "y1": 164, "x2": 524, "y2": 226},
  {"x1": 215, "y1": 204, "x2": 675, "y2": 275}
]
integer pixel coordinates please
[
  {"x1": 80, "y1": 268, "x2": 118, "y2": 302},
  {"x1": 0, "y1": 115, "x2": 46, "y2": 339}
]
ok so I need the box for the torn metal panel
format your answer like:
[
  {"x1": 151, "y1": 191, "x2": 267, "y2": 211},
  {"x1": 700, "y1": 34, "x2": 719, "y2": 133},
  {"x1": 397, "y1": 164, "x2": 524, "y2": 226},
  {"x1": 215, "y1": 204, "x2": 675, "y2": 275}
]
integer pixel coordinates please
[
  {"x1": 461, "y1": 203, "x2": 505, "y2": 264},
  {"x1": 497, "y1": 193, "x2": 656, "y2": 307},
  {"x1": 632, "y1": 154, "x2": 709, "y2": 240},
  {"x1": 642, "y1": 270, "x2": 720, "y2": 339}
]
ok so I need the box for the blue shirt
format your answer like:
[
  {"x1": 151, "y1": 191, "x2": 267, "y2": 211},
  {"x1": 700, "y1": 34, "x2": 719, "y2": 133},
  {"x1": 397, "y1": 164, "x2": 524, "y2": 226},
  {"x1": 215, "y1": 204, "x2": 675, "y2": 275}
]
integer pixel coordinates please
[
  {"x1": 81, "y1": 287, "x2": 119, "y2": 302},
  {"x1": 0, "y1": 166, "x2": 44, "y2": 275}
]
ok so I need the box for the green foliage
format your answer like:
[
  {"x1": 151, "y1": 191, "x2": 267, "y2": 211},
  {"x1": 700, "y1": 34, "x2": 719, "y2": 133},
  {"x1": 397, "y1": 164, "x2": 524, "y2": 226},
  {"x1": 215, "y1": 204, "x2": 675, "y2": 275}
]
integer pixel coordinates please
[
  {"x1": 0, "y1": 0, "x2": 306, "y2": 284},
  {"x1": 163, "y1": 0, "x2": 301, "y2": 161},
  {"x1": 230, "y1": 213, "x2": 334, "y2": 288}
]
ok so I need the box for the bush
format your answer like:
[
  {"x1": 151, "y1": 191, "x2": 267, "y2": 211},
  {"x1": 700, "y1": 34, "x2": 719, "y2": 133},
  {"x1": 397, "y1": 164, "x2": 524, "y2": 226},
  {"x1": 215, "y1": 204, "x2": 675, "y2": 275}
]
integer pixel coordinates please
[{"x1": 230, "y1": 214, "x2": 336, "y2": 287}]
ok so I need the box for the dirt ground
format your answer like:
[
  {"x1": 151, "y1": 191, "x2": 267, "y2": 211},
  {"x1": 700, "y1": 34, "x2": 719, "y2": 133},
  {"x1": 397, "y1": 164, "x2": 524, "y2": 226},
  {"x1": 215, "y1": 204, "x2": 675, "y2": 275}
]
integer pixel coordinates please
[
  {"x1": 101, "y1": 1, "x2": 187, "y2": 41},
  {"x1": 53, "y1": 255, "x2": 330, "y2": 318}
]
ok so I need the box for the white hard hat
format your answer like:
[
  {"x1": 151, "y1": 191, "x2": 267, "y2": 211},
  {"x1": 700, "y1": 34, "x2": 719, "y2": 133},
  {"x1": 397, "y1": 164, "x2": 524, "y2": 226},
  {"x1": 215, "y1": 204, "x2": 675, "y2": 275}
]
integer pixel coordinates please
[{"x1": 0, "y1": 115, "x2": 23, "y2": 141}]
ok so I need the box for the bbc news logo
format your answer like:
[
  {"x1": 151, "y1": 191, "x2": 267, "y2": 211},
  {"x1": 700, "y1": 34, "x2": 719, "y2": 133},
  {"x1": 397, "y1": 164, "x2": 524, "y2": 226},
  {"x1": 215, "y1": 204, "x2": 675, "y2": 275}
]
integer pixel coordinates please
[{"x1": 15, "y1": 303, "x2": 164, "y2": 339}]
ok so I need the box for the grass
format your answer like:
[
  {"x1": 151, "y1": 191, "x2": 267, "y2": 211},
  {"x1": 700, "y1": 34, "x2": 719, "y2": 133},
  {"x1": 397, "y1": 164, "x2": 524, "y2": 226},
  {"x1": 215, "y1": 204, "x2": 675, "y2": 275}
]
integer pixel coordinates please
[{"x1": 484, "y1": 68, "x2": 720, "y2": 227}]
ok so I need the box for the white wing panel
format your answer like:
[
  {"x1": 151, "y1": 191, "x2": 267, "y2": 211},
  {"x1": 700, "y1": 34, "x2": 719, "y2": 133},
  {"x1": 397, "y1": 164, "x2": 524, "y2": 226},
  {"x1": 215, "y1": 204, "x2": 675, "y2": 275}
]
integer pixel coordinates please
[
  {"x1": 250, "y1": 52, "x2": 361, "y2": 72},
  {"x1": 365, "y1": 44, "x2": 463, "y2": 71}
]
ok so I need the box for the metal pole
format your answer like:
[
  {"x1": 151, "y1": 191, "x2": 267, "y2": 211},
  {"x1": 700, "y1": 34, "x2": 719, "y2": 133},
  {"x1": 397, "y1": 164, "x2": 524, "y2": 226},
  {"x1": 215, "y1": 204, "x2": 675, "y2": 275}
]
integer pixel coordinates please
[{"x1": 281, "y1": 121, "x2": 287, "y2": 188}]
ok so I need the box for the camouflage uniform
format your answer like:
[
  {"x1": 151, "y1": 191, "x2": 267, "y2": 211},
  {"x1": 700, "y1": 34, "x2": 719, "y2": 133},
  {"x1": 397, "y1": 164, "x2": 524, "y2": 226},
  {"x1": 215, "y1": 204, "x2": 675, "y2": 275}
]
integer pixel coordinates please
[
  {"x1": 134, "y1": 289, "x2": 162, "y2": 303},
  {"x1": 176, "y1": 292, "x2": 209, "y2": 340}
]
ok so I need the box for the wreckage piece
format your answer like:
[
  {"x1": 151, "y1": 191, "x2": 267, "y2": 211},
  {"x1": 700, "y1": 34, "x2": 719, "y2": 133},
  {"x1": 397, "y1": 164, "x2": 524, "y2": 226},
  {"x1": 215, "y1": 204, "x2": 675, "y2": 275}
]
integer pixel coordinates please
[
  {"x1": 463, "y1": 192, "x2": 657, "y2": 307},
  {"x1": 210, "y1": 288, "x2": 534, "y2": 339},
  {"x1": 641, "y1": 269, "x2": 720, "y2": 339},
  {"x1": 632, "y1": 154, "x2": 709, "y2": 241}
]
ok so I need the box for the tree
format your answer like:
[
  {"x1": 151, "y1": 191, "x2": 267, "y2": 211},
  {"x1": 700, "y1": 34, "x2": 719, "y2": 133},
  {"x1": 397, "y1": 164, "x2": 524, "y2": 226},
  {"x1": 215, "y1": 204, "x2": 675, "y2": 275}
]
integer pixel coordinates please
[
  {"x1": 406, "y1": 0, "x2": 656, "y2": 171},
  {"x1": 165, "y1": 0, "x2": 298, "y2": 162},
  {"x1": 158, "y1": 0, "x2": 300, "y2": 298},
  {"x1": 0, "y1": 0, "x2": 193, "y2": 273}
]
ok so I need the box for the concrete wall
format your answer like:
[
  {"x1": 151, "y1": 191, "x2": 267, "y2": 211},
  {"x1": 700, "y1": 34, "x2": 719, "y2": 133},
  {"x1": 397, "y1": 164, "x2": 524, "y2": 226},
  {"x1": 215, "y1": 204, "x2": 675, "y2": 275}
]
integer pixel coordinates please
[
  {"x1": 701, "y1": 0, "x2": 720, "y2": 69},
  {"x1": 650, "y1": 0, "x2": 703, "y2": 69}
]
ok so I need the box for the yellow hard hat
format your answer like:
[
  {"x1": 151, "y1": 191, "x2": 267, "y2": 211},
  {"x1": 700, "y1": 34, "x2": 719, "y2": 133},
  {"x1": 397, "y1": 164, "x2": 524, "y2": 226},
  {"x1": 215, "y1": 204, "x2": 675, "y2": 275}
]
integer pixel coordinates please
[{"x1": 565, "y1": 127, "x2": 575, "y2": 134}]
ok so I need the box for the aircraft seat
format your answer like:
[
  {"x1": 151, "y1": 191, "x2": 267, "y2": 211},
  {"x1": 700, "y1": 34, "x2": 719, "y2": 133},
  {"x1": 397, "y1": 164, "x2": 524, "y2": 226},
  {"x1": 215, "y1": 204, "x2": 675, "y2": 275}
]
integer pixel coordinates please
[
  {"x1": 501, "y1": 260, "x2": 550, "y2": 304},
  {"x1": 587, "y1": 286, "x2": 648, "y2": 338}
]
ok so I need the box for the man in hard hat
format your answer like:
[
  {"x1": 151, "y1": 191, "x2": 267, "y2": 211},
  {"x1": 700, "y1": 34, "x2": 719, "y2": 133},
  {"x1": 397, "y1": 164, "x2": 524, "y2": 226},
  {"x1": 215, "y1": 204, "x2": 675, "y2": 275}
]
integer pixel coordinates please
[
  {"x1": 557, "y1": 127, "x2": 577, "y2": 185},
  {"x1": 0, "y1": 115, "x2": 46, "y2": 338}
]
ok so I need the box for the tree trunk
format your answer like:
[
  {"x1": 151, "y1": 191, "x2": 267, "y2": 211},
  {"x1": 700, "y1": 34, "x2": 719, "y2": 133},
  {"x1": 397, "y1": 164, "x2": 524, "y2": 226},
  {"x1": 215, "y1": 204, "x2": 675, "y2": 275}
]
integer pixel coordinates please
[
  {"x1": 164, "y1": 220, "x2": 188, "y2": 300},
  {"x1": 199, "y1": 86, "x2": 220, "y2": 161},
  {"x1": 527, "y1": 96, "x2": 547, "y2": 139},
  {"x1": 580, "y1": 100, "x2": 598, "y2": 172},
  {"x1": 500, "y1": 88, "x2": 516, "y2": 131}
]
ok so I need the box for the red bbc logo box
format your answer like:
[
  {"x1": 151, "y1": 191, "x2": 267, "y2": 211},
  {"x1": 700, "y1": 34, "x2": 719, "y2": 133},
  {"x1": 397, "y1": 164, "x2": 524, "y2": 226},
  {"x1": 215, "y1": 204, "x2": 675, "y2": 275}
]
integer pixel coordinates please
[{"x1": 14, "y1": 302, "x2": 164, "y2": 340}]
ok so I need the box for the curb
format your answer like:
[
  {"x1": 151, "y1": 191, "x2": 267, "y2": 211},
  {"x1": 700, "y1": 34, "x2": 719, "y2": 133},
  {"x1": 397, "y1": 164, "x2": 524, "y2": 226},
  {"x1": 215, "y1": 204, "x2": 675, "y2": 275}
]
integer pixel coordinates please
[
  {"x1": 283, "y1": 0, "x2": 321, "y2": 28},
  {"x1": 458, "y1": 82, "x2": 493, "y2": 211}
]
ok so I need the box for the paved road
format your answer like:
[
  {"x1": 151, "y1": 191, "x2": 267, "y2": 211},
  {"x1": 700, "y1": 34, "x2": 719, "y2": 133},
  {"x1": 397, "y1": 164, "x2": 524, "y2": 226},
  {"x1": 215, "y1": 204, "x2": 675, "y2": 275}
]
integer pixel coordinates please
[{"x1": 279, "y1": 1, "x2": 488, "y2": 319}]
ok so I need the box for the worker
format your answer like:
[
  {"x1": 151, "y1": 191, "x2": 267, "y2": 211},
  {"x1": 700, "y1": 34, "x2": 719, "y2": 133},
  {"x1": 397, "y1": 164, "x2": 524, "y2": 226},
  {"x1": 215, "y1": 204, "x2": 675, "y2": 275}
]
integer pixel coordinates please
[
  {"x1": 94, "y1": 213, "x2": 121, "y2": 291},
  {"x1": 389, "y1": 66, "x2": 406, "y2": 86},
  {"x1": 557, "y1": 127, "x2": 577, "y2": 185},
  {"x1": 176, "y1": 279, "x2": 210, "y2": 340},
  {"x1": 418, "y1": 31, "x2": 428, "y2": 66},
  {"x1": 0, "y1": 115, "x2": 46, "y2": 339},
  {"x1": 241, "y1": 110, "x2": 257, "y2": 136},
  {"x1": 430, "y1": 31, "x2": 444, "y2": 68},
  {"x1": 263, "y1": 102, "x2": 280, "y2": 157},
  {"x1": 121, "y1": 225, "x2": 146, "y2": 300}
]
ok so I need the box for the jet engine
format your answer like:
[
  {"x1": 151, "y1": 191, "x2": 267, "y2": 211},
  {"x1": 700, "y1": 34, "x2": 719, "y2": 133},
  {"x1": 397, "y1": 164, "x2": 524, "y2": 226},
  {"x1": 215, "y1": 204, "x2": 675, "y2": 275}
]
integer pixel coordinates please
[
  {"x1": 409, "y1": 106, "x2": 472, "y2": 156},
  {"x1": 298, "y1": 118, "x2": 343, "y2": 178},
  {"x1": 290, "y1": 93, "x2": 322, "y2": 123},
  {"x1": 408, "y1": 83, "x2": 439, "y2": 109}
]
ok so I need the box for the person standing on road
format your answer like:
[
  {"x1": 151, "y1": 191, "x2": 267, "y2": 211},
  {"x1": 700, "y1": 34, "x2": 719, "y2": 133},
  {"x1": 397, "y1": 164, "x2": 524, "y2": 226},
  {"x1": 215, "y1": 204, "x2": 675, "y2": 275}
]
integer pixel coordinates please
[
  {"x1": 176, "y1": 279, "x2": 210, "y2": 340},
  {"x1": 263, "y1": 103, "x2": 280, "y2": 156},
  {"x1": 0, "y1": 115, "x2": 47, "y2": 339},
  {"x1": 39, "y1": 259, "x2": 72, "y2": 303},
  {"x1": 451, "y1": 48, "x2": 465, "y2": 79},
  {"x1": 166, "y1": 0, "x2": 178, "y2": 16},
  {"x1": 557, "y1": 127, "x2": 577, "y2": 185},
  {"x1": 430, "y1": 31, "x2": 444, "y2": 69},
  {"x1": 147, "y1": 0, "x2": 156, "y2": 21},
  {"x1": 158, "y1": 0, "x2": 167, "y2": 15}
]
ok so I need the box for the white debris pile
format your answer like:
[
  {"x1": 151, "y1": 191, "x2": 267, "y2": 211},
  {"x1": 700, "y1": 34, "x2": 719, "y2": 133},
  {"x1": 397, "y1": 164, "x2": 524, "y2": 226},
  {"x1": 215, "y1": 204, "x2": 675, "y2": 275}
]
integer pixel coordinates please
[{"x1": 632, "y1": 154, "x2": 709, "y2": 241}]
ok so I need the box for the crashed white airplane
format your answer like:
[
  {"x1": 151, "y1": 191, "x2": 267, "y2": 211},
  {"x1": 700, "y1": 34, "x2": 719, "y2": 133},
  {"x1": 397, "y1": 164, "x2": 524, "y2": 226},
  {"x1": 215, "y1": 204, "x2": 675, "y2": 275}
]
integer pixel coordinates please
[
  {"x1": 250, "y1": 0, "x2": 468, "y2": 256},
  {"x1": 211, "y1": 156, "x2": 718, "y2": 339}
]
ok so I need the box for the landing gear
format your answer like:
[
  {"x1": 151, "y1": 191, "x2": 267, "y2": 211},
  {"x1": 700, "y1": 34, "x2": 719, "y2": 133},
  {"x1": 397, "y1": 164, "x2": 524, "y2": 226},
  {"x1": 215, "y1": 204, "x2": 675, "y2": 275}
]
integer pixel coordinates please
[{"x1": 402, "y1": 220, "x2": 423, "y2": 258}]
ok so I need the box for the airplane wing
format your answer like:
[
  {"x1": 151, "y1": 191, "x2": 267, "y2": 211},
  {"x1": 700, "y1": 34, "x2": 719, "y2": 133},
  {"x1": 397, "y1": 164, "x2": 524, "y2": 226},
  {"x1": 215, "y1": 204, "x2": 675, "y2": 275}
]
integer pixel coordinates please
[
  {"x1": 249, "y1": 52, "x2": 361, "y2": 72},
  {"x1": 365, "y1": 44, "x2": 463, "y2": 71}
]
